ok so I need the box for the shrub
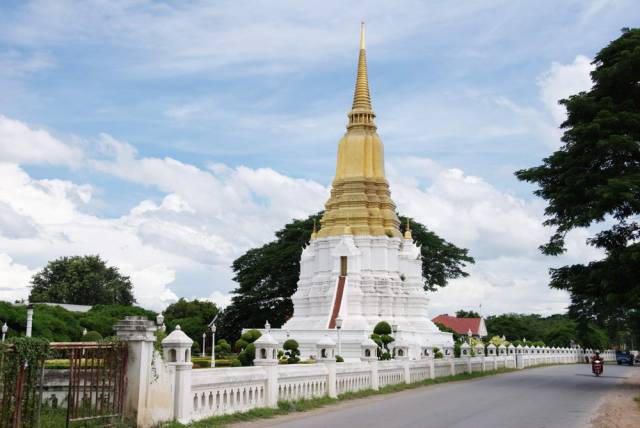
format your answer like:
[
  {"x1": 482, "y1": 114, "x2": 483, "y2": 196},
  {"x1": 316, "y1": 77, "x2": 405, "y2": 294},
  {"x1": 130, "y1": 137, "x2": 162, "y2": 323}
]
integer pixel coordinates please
[
  {"x1": 283, "y1": 339, "x2": 301, "y2": 364},
  {"x1": 454, "y1": 342, "x2": 461, "y2": 358},
  {"x1": 82, "y1": 331, "x2": 102, "y2": 342},
  {"x1": 380, "y1": 351, "x2": 391, "y2": 360},
  {"x1": 371, "y1": 321, "x2": 394, "y2": 359},
  {"x1": 238, "y1": 343, "x2": 256, "y2": 366},
  {"x1": 241, "y1": 329, "x2": 262, "y2": 343},
  {"x1": 215, "y1": 339, "x2": 232, "y2": 357},
  {"x1": 433, "y1": 347, "x2": 444, "y2": 359},
  {"x1": 373, "y1": 321, "x2": 392, "y2": 335},
  {"x1": 234, "y1": 338, "x2": 249, "y2": 352},
  {"x1": 336, "y1": 355, "x2": 344, "y2": 363}
]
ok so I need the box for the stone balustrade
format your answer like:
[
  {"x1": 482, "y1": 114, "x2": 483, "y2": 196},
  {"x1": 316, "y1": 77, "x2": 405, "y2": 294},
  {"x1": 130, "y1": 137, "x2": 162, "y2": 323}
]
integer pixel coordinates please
[{"x1": 111, "y1": 318, "x2": 617, "y2": 427}]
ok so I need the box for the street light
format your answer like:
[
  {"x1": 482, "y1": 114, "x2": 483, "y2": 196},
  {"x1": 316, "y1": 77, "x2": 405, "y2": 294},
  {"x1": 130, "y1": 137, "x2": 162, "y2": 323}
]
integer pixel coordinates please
[
  {"x1": 26, "y1": 304, "x2": 33, "y2": 338},
  {"x1": 335, "y1": 317, "x2": 343, "y2": 357},
  {"x1": 201, "y1": 332, "x2": 206, "y2": 357},
  {"x1": 210, "y1": 322, "x2": 217, "y2": 368},
  {"x1": 156, "y1": 313, "x2": 164, "y2": 327},
  {"x1": 1, "y1": 322, "x2": 8, "y2": 342}
]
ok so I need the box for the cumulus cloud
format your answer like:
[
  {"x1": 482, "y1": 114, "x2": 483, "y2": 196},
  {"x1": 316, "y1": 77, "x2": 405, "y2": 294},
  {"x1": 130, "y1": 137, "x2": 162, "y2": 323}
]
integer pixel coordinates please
[
  {"x1": 539, "y1": 55, "x2": 594, "y2": 125},
  {"x1": 0, "y1": 112, "x2": 602, "y2": 315},
  {"x1": 0, "y1": 115, "x2": 83, "y2": 165}
]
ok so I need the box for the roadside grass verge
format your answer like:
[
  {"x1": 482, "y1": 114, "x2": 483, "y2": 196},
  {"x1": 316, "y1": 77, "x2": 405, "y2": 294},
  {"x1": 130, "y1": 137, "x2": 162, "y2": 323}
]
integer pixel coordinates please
[
  {"x1": 635, "y1": 395, "x2": 640, "y2": 409},
  {"x1": 161, "y1": 368, "x2": 517, "y2": 427}
]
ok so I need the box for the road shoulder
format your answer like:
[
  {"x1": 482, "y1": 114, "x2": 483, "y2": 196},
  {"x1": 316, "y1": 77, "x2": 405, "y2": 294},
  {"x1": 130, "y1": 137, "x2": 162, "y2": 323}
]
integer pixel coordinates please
[{"x1": 590, "y1": 366, "x2": 640, "y2": 428}]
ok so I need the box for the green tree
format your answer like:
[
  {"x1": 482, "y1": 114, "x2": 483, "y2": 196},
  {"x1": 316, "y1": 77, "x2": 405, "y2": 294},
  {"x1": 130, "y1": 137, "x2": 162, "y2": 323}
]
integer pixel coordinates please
[
  {"x1": 218, "y1": 212, "x2": 473, "y2": 343},
  {"x1": 455, "y1": 310, "x2": 480, "y2": 318},
  {"x1": 163, "y1": 298, "x2": 219, "y2": 353},
  {"x1": 515, "y1": 28, "x2": 640, "y2": 347},
  {"x1": 29, "y1": 255, "x2": 135, "y2": 306}
]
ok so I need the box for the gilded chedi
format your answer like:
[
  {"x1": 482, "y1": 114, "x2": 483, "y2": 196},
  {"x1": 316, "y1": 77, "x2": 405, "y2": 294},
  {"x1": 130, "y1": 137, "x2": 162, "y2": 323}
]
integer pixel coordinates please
[{"x1": 317, "y1": 23, "x2": 401, "y2": 238}]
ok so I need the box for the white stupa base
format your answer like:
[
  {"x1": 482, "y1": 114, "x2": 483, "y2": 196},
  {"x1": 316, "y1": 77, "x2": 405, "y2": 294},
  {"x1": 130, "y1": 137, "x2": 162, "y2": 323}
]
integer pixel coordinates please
[{"x1": 263, "y1": 328, "x2": 453, "y2": 362}]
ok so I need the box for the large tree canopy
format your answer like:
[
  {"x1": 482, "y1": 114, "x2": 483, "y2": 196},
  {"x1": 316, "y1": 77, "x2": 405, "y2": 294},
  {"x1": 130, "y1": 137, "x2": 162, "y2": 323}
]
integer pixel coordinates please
[
  {"x1": 515, "y1": 28, "x2": 640, "y2": 347},
  {"x1": 217, "y1": 212, "x2": 473, "y2": 342},
  {"x1": 29, "y1": 255, "x2": 135, "y2": 306},
  {"x1": 163, "y1": 298, "x2": 219, "y2": 353}
]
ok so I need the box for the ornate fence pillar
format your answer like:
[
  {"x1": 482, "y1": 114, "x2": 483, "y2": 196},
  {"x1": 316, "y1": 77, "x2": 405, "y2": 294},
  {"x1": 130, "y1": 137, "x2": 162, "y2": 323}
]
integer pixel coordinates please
[
  {"x1": 114, "y1": 316, "x2": 157, "y2": 425},
  {"x1": 361, "y1": 338, "x2": 379, "y2": 390},
  {"x1": 316, "y1": 335, "x2": 337, "y2": 398},
  {"x1": 253, "y1": 329, "x2": 280, "y2": 408},
  {"x1": 161, "y1": 325, "x2": 193, "y2": 423}
]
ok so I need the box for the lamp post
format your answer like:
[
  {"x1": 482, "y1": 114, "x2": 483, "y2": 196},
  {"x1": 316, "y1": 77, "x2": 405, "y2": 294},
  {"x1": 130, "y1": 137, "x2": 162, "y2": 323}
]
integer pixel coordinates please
[
  {"x1": 210, "y1": 323, "x2": 216, "y2": 368},
  {"x1": 1, "y1": 322, "x2": 7, "y2": 342},
  {"x1": 156, "y1": 313, "x2": 164, "y2": 327},
  {"x1": 201, "y1": 332, "x2": 206, "y2": 357},
  {"x1": 335, "y1": 317, "x2": 343, "y2": 357},
  {"x1": 26, "y1": 304, "x2": 33, "y2": 337}
]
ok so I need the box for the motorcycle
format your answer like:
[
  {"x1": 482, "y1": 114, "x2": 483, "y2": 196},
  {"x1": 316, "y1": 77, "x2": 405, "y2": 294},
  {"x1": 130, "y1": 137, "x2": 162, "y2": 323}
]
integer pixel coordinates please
[{"x1": 592, "y1": 358, "x2": 603, "y2": 377}]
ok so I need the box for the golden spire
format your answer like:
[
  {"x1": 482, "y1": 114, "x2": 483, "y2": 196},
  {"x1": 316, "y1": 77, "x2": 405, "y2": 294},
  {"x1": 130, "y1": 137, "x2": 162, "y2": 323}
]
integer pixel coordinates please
[
  {"x1": 348, "y1": 22, "x2": 376, "y2": 129},
  {"x1": 404, "y1": 218, "x2": 413, "y2": 240},
  {"x1": 316, "y1": 24, "x2": 401, "y2": 239}
]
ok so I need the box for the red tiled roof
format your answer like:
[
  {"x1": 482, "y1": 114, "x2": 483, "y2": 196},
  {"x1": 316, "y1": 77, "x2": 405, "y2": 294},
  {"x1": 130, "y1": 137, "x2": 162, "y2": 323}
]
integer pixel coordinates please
[{"x1": 432, "y1": 314, "x2": 482, "y2": 335}]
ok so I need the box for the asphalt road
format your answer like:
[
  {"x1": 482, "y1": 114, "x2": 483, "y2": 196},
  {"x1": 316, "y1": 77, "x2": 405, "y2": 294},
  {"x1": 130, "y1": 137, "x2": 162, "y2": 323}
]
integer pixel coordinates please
[{"x1": 246, "y1": 364, "x2": 637, "y2": 428}]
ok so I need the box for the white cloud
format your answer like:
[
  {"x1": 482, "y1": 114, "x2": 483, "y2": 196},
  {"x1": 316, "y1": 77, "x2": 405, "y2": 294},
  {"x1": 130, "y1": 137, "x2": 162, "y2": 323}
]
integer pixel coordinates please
[
  {"x1": 0, "y1": 115, "x2": 83, "y2": 165},
  {"x1": 387, "y1": 156, "x2": 602, "y2": 316},
  {"x1": 0, "y1": 114, "x2": 603, "y2": 316},
  {"x1": 539, "y1": 55, "x2": 594, "y2": 125},
  {"x1": 0, "y1": 254, "x2": 34, "y2": 302}
]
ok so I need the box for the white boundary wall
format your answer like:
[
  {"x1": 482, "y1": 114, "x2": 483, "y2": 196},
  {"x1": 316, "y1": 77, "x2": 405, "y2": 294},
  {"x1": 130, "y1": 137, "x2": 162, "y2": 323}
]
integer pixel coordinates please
[{"x1": 113, "y1": 319, "x2": 615, "y2": 427}]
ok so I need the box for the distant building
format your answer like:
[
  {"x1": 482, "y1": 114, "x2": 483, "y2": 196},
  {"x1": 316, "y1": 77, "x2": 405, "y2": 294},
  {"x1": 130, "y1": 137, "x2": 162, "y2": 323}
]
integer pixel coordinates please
[
  {"x1": 40, "y1": 303, "x2": 92, "y2": 313},
  {"x1": 432, "y1": 314, "x2": 488, "y2": 338}
]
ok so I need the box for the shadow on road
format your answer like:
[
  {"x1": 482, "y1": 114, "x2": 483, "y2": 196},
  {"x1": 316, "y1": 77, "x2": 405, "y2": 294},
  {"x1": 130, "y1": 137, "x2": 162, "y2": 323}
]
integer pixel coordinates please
[{"x1": 574, "y1": 374, "x2": 629, "y2": 379}]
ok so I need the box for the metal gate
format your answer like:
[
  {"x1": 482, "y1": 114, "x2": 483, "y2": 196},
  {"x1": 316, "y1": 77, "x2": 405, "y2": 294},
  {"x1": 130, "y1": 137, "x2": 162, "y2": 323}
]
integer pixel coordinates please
[
  {"x1": 1, "y1": 341, "x2": 127, "y2": 428},
  {"x1": 50, "y1": 342, "x2": 128, "y2": 427}
]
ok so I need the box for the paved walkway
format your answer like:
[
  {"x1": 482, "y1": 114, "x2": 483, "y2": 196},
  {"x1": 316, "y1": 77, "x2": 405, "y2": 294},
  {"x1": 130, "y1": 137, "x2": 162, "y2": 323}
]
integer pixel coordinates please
[{"x1": 237, "y1": 364, "x2": 638, "y2": 428}]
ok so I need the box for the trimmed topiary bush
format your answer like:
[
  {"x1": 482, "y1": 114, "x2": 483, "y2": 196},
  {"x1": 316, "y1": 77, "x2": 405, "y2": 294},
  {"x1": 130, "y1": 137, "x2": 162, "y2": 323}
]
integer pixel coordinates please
[
  {"x1": 215, "y1": 339, "x2": 232, "y2": 357},
  {"x1": 373, "y1": 321, "x2": 392, "y2": 335},
  {"x1": 238, "y1": 343, "x2": 256, "y2": 366},
  {"x1": 283, "y1": 339, "x2": 301, "y2": 364},
  {"x1": 335, "y1": 355, "x2": 344, "y2": 363},
  {"x1": 241, "y1": 329, "x2": 262, "y2": 343},
  {"x1": 371, "y1": 321, "x2": 394, "y2": 359}
]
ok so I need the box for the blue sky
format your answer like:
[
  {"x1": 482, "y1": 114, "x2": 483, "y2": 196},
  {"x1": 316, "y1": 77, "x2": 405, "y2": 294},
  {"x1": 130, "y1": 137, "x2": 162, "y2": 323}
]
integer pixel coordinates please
[{"x1": 0, "y1": 1, "x2": 638, "y2": 314}]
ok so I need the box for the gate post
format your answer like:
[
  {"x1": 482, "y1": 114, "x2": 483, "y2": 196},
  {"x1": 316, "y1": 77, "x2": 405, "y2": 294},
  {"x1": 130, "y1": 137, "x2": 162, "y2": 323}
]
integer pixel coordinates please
[{"x1": 114, "y1": 316, "x2": 157, "y2": 425}]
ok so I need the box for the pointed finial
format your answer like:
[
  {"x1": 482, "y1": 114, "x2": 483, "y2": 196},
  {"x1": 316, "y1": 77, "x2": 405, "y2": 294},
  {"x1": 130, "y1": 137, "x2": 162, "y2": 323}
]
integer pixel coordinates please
[
  {"x1": 265, "y1": 321, "x2": 271, "y2": 333},
  {"x1": 404, "y1": 217, "x2": 412, "y2": 240},
  {"x1": 348, "y1": 22, "x2": 375, "y2": 129},
  {"x1": 310, "y1": 219, "x2": 318, "y2": 240}
]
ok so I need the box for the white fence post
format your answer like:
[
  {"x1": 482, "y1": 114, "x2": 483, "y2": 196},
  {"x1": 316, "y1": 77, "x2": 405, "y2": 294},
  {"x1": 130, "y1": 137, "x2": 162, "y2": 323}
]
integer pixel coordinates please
[
  {"x1": 161, "y1": 326, "x2": 194, "y2": 423},
  {"x1": 114, "y1": 316, "x2": 157, "y2": 426},
  {"x1": 254, "y1": 330, "x2": 280, "y2": 408},
  {"x1": 317, "y1": 335, "x2": 337, "y2": 398}
]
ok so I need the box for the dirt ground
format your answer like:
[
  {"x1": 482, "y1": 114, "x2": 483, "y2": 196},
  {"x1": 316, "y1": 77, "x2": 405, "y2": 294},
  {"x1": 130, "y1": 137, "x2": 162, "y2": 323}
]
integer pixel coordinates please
[{"x1": 591, "y1": 367, "x2": 640, "y2": 428}]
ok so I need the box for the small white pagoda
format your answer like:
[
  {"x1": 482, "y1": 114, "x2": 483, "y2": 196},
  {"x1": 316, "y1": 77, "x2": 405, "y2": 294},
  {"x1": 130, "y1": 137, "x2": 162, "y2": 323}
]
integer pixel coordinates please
[{"x1": 264, "y1": 24, "x2": 452, "y2": 360}]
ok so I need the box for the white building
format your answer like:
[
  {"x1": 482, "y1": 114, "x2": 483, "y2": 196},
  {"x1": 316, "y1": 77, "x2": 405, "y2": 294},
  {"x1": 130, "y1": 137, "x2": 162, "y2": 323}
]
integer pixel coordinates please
[{"x1": 262, "y1": 24, "x2": 452, "y2": 360}]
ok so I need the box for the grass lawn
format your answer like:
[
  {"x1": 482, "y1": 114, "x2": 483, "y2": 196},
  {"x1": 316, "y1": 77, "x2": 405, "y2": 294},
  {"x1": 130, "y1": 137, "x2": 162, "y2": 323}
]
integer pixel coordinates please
[{"x1": 161, "y1": 368, "x2": 517, "y2": 427}]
